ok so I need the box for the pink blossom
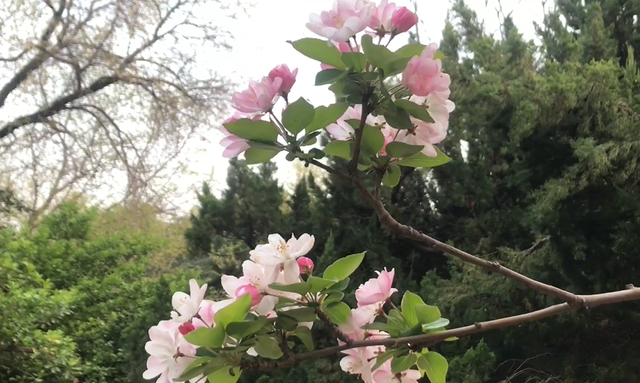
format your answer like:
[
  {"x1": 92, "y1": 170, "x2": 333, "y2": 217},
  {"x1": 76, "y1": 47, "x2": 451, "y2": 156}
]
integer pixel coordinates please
[
  {"x1": 321, "y1": 42, "x2": 354, "y2": 70},
  {"x1": 379, "y1": 126, "x2": 397, "y2": 156},
  {"x1": 338, "y1": 304, "x2": 379, "y2": 340},
  {"x1": 401, "y1": 43, "x2": 450, "y2": 97},
  {"x1": 268, "y1": 64, "x2": 298, "y2": 95},
  {"x1": 143, "y1": 320, "x2": 200, "y2": 383},
  {"x1": 373, "y1": 360, "x2": 421, "y2": 383},
  {"x1": 355, "y1": 268, "x2": 398, "y2": 307},
  {"x1": 249, "y1": 233, "x2": 315, "y2": 284},
  {"x1": 369, "y1": 0, "x2": 397, "y2": 35},
  {"x1": 297, "y1": 256, "x2": 314, "y2": 274},
  {"x1": 235, "y1": 284, "x2": 263, "y2": 307},
  {"x1": 170, "y1": 279, "x2": 207, "y2": 323},
  {"x1": 232, "y1": 76, "x2": 283, "y2": 114},
  {"x1": 307, "y1": 0, "x2": 374, "y2": 43},
  {"x1": 325, "y1": 104, "x2": 383, "y2": 141},
  {"x1": 390, "y1": 7, "x2": 419, "y2": 34},
  {"x1": 340, "y1": 347, "x2": 376, "y2": 383},
  {"x1": 219, "y1": 125, "x2": 250, "y2": 159},
  {"x1": 193, "y1": 299, "x2": 216, "y2": 329}
]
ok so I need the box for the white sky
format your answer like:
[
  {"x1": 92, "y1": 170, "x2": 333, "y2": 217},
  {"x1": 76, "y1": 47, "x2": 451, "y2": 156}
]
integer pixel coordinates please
[{"x1": 186, "y1": 0, "x2": 547, "y2": 201}]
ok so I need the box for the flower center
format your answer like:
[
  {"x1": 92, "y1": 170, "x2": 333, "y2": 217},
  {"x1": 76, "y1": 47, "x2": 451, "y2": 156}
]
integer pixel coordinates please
[{"x1": 333, "y1": 15, "x2": 345, "y2": 28}]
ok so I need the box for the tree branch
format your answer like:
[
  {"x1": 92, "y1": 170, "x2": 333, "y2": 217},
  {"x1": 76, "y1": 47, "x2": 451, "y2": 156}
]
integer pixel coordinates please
[
  {"x1": 349, "y1": 101, "x2": 371, "y2": 177},
  {"x1": 242, "y1": 286, "x2": 640, "y2": 372}
]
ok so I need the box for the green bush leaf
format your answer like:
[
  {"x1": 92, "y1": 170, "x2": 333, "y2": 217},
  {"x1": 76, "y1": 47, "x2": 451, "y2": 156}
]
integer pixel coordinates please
[
  {"x1": 269, "y1": 282, "x2": 311, "y2": 295},
  {"x1": 254, "y1": 336, "x2": 283, "y2": 360},
  {"x1": 308, "y1": 276, "x2": 337, "y2": 293},
  {"x1": 323, "y1": 291, "x2": 344, "y2": 304},
  {"x1": 416, "y1": 304, "x2": 441, "y2": 325},
  {"x1": 322, "y1": 301, "x2": 351, "y2": 324},
  {"x1": 391, "y1": 353, "x2": 419, "y2": 374},
  {"x1": 224, "y1": 119, "x2": 279, "y2": 142},
  {"x1": 290, "y1": 38, "x2": 346, "y2": 69},
  {"x1": 341, "y1": 52, "x2": 367, "y2": 72},
  {"x1": 306, "y1": 102, "x2": 349, "y2": 133},
  {"x1": 244, "y1": 148, "x2": 280, "y2": 164},
  {"x1": 283, "y1": 97, "x2": 315, "y2": 135},
  {"x1": 417, "y1": 352, "x2": 448, "y2": 383},
  {"x1": 280, "y1": 307, "x2": 317, "y2": 322},
  {"x1": 396, "y1": 148, "x2": 451, "y2": 168},
  {"x1": 291, "y1": 326, "x2": 314, "y2": 351},
  {"x1": 207, "y1": 366, "x2": 242, "y2": 383},
  {"x1": 323, "y1": 252, "x2": 365, "y2": 281},
  {"x1": 183, "y1": 326, "x2": 225, "y2": 348},
  {"x1": 395, "y1": 99, "x2": 435, "y2": 123},
  {"x1": 226, "y1": 317, "x2": 270, "y2": 339},
  {"x1": 324, "y1": 141, "x2": 352, "y2": 160},
  {"x1": 215, "y1": 294, "x2": 251, "y2": 329},
  {"x1": 361, "y1": 34, "x2": 396, "y2": 70},
  {"x1": 385, "y1": 142, "x2": 424, "y2": 158},
  {"x1": 383, "y1": 107, "x2": 413, "y2": 130},
  {"x1": 422, "y1": 318, "x2": 450, "y2": 331},
  {"x1": 401, "y1": 291, "x2": 427, "y2": 326},
  {"x1": 382, "y1": 164, "x2": 401, "y2": 187},
  {"x1": 315, "y1": 69, "x2": 347, "y2": 85}
]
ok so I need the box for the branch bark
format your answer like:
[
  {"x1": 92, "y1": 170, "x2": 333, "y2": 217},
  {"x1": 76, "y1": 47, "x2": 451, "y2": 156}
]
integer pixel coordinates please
[{"x1": 242, "y1": 286, "x2": 640, "y2": 372}]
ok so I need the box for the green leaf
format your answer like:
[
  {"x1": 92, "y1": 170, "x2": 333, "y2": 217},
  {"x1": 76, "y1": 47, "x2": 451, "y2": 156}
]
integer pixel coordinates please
[
  {"x1": 254, "y1": 336, "x2": 283, "y2": 360},
  {"x1": 399, "y1": 323, "x2": 425, "y2": 337},
  {"x1": 325, "y1": 277, "x2": 350, "y2": 292},
  {"x1": 417, "y1": 352, "x2": 448, "y2": 383},
  {"x1": 269, "y1": 282, "x2": 311, "y2": 295},
  {"x1": 395, "y1": 43, "x2": 427, "y2": 59},
  {"x1": 363, "y1": 125, "x2": 385, "y2": 155},
  {"x1": 385, "y1": 142, "x2": 424, "y2": 158},
  {"x1": 323, "y1": 291, "x2": 344, "y2": 304},
  {"x1": 175, "y1": 357, "x2": 215, "y2": 381},
  {"x1": 372, "y1": 349, "x2": 398, "y2": 371},
  {"x1": 244, "y1": 148, "x2": 280, "y2": 164},
  {"x1": 383, "y1": 107, "x2": 413, "y2": 130},
  {"x1": 224, "y1": 119, "x2": 279, "y2": 142},
  {"x1": 226, "y1": 317, "x2": 270, "y2": 339},
  {"x1": 207, "y1": 366, "x2": 242, "y2": 383},
  {"x1": 415, "y1": 304, "x2": 441, "y2": 325},
  {"x1": 362, "y1": 322, "x2": 393, "y2": 332},
  {"x1": 290, "y1": 38, "x2": 346, "y2": 69},
  {"x1": 308, "y1": 276, "x2": 337, "y2": 293},
  {"x1": 391, "y1": 353, "x2": 419, "y2": 374},
  {"x1": 306, "y1": 102, "x2": 349, "y2": 133},
  {"x1": 361, "y1": 34, "x2": 396, "y2": 70},
  {"x1": 291, "y1": 326, "x2": 314, "y2": 351},
  {"x1": 323, "y1": 252, "x2": 365, "y2": 281},
  {"x1": 395, "y1": 99, "x2": 435, "y2": 123},
  {"x1": 396, "y1": 148, "x2": 451, "y2": 168},
  {"x1": 401, "y1": 291, "x2": 427, "y2": 327},
  {"x1": 283, "y1": 97, "x2": 315, "y2": 135},
  {"x1": 322, "y1": 302, "x2": 351, "y2": 324},
  {"x1": 422, "y1": 318, "x2": 450, "y2": 331},
  {"x1": 341, "y1": 52, "x2": 367, "y2": 72},
  {"x1": 183, "y1": 326, "x2": 225, "y2": 348},
  {"x1": 315, "y1": 69, "x2": 346, "y2": 85},
  {"x1": 382, "y1": 164, "x2": 401, "y2": 187},
  {"x1": 388, "y1": 309, "x2": 409, "y2": 330},
  {"x1": 324, "y1": 141, "x2": 352, "y2": 160},
  {"x1": 215, "y1": 294, "x2": 251, "y2": 329},
  {"x1": 275, "y1": 315, "x2": 299, "y2": 331},
  {"x1": 280, "y1": 307, "x2": 317, "y2": 322}
]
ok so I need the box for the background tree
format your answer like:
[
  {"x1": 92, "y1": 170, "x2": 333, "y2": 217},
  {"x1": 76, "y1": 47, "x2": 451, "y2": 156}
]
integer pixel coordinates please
[{"x1": 0, "y1": 0, "x2": 238, "y2": 226}]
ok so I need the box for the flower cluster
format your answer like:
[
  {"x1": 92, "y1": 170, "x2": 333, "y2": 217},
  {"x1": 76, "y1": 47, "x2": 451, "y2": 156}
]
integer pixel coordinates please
[{"x1": 143, "y1": 234, "x2": 315, "y2": 383}]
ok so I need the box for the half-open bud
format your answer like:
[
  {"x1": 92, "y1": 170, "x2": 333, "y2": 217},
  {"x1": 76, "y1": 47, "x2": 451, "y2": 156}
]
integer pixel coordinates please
[
  {"x1": 235, "y1": 284, "x2": 263, "y2": 307},
  {"x1": 297, "y1": 256, "x2": 315, "y2": 275}
]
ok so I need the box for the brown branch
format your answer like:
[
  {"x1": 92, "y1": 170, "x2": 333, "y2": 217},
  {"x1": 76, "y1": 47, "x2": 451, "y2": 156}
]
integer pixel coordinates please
[
  {"x1": 352, "y1": 180, "x2": 583, "y2": 306},
  {"x1": 349, "y1": 101, "x2": 371, "y2": 177},
  {"x1": 315, "y1": 308, "x2": 353, "y2": 346},
  {"x1": 242, "y1": 286, "x2": 640, "y2": 372}
]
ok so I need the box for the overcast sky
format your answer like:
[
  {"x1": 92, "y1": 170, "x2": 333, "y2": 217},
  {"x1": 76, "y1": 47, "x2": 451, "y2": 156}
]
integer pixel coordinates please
[{"x1": 183, "y1": 0, "x2": 547, "y2": 201}]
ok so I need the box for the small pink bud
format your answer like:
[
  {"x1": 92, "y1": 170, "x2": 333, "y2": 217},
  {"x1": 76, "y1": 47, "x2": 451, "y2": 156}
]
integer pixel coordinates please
[
  {"x1": 235, "y1": 285, "x2": 263, "y2": 307},
  {"x1": 297, "y1": 257, "x2": 314, "y2": 275},
  {"x1": 268, "y1": 64, "x2": 298, "y2": 95},
  {"x1": 391, "y1": 7, "x2": 418, "y2": 34},
  {"x1": 178, "y1": 322, "x2": 196, "y2": 336}
]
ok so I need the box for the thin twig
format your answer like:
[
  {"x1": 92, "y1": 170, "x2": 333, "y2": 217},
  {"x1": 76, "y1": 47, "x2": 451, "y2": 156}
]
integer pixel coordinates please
[
  {"x1": 349, "y1": 101, "x2": 370, "y2": 176},
  {"x1": 315, "y1": 308, "x2": 353, "y2": 346},
  {"x1": 241, "y1": 286, "x2": 640, "y2": 372}
]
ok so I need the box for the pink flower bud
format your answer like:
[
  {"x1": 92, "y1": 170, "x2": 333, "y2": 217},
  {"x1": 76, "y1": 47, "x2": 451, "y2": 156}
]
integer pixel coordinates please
[
  {"x1": 297, "y1": 257, "x2": 314, "y2": 275},
  {"x1": 268, "y1": 64, "x2": 298, "y2": 95},
  {"x1": 178, "y1": 322, "x2": 196, "y2": 336},
  {"x1": 391, "y1": 7, "x2": 418, "y2": 34},
  {"x1": 235, "y1": 284, "x2": 263, "y2": 307}
]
